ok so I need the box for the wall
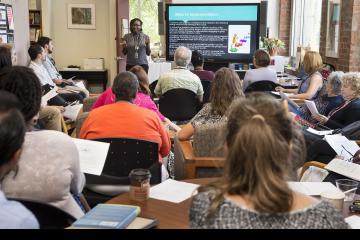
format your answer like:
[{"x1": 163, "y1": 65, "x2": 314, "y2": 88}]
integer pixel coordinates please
[
  {"x1": 50, "y1": 0, "x2": 117, "y2": 88},
  {"x1": 278, "y1": 0, "x2": 291, "y2": 56},
  {"x1": 319, "y1": 0, "x2": 360, "y2": 72},
  {"x1": 2, "y1": 0, "x2": 30, "y2": 66}
]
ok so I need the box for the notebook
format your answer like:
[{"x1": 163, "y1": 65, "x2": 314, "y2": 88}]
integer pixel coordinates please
[{"x1": 71, "y1": 204, "x2": 140, "y2": 229}]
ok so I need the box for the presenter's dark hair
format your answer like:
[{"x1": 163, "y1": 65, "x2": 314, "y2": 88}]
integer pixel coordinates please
[
  {"x1": 0, "y1": 44, "x2": 12, "y2": 69},
  {"x1": 0, "y1": 90, "x2": 26, "y2": 165},
  {"x1": 37, "y1": 36, "x2": 52, "y2": 48},
  {"x1": 0, "y1": 66, "x2": 42, "y2": 122},
  {"x1": 191, "y1": 50, "x2": 204, "y2": 68},
  {"x1": 28, "y1": 44, "x2": 43, "y2": 61},
  {"x1": 130, "y1": 18, "x2": 143, "y2": 32},
  {"x1": 254, "y1": 49, "x2": 271, "y2": 67},
  {"x1": 112, "y1": 71, "x2": 139, "y2": 102}
]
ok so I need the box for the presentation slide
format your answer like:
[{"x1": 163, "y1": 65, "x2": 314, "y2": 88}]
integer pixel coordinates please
[{"x1": 166, "y1": 4, "x2": 259, "y2": 63}]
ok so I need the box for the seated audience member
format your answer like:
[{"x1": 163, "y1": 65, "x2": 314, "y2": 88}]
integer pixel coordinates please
[
  {"x1": 0, "y1": 44, "x2": 15, "y2": 69},
  {"x1": 28, "y1": 44, "x2": 84, "y2": 106},
  {"x1": 276, "y1": 51, "x2": 324, "y2": 100},
  {"x1": 296, "y1": 71, "x2": 344, "y2": 124},
  {"x1": 190, "y1": 50, "x2": 215, "y2": 81},
  {"x1": 155, "y1": 46, "x2": 204, "y2": 102},
  {"x1": 37, "y1": 36, "x2": 89, "y2": 98},
  {"x1": 80, "y1": 71, "x2": 171, "y2": 164},
  {"x1": 0, "y1": 91, "x2": 39, "y2": 229},
  {"x1": 92, "y1": 66, "x2": 167, "y2": 123},
  {"x1": 311, "y1": 72, "x2": 360, "y2": 129},
  {"x1": 189, "y1": 93, "x2": 348, "y2": 229},
  {"x1": 0, "y1": 44, "x2": 62, "y2": 131},
  {"x1": 243, "y1": 49, "x2": 277, "y2": 91},
  {"x1": 178, "y1": 67, "x2": 244, "y2": 141},
  {"x1": 0, "y1": 66, "x2": 86, "y2": 219}
]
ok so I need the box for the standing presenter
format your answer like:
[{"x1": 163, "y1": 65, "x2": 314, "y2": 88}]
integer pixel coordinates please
[{"x1": 121, "y1": 18, "x2": 151, "y2": 73}]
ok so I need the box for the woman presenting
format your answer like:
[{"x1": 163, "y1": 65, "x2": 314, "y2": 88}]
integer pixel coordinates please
[{"x1": 121, "y1": 18, "x2": 151, "y2": 73}]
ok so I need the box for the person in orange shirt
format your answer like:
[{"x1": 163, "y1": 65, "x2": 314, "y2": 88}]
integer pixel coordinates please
[{"x1": 80, "y1": 71, "x2": 171, "y2": 163}]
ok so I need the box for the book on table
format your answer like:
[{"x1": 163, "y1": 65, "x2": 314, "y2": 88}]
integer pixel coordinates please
[{"x1": 71, "y1": 204, "x2": 140, "y2": 229}]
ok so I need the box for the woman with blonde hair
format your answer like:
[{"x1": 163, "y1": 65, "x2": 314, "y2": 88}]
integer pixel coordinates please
[
  {"x1": 177, "y1": 67, "x2": 244, "y2": 140},
  {"x1": 276, "y1": 51, "x2": 324, "y2": 100},
  {"x1": 313, "y1": 72, "x2": 360, "y2": 129},
  {"x1": 189, "y1": 93, "x2": 348, "y2": 229}
]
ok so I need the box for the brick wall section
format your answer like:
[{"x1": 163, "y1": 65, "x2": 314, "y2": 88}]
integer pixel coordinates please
[
  {"x1": 278, "y1": 0, "x2": 292, "y2": 56},
  {"x1": 319, "y1": 0, "x2": 360, "y2": 72}
]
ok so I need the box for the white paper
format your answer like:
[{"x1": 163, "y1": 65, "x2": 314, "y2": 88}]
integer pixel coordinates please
[
  {"x1": 72, "y1": 138, "x2": 110, "y2": 176},
  {"x1": 305, "y1": 100, "x2": 319, "y2": 115},
  {"x1": 41, "y1": 87, "x2": 58, "y2": 106},
  {"x1": 306, "y1": 128, "x2": 333, "y2": 136},
  {"x1": 150, "y1": 179, "x2": 199, "y2": 203},
  {"x1": 324, "y1": 135, "x2": 360, "y2": 160},
  {"x1": 75, "y1": 81, "x2": 87, "y2": 90},
  {"x1": 345, "y1": 216, "x2": 360, "y2": 229},
  {"x1": 63, "y1": 104, "x2": 83, "y2": 121},
  {"x1": 325, "y1": 158, "x2": 360, "y2": 181},
  {"x1": 288, "y1": 182, "x2": 340, "y2": 196}
]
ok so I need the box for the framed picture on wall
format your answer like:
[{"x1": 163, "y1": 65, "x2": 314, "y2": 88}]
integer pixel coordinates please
[{"x1": 67, "y1": 4, "x2": 96, "y2": 29}]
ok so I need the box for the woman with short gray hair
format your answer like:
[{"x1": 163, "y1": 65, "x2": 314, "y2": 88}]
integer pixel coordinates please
[{"x1": 296, "y1": 71, "x2": 345, "y2": 124}]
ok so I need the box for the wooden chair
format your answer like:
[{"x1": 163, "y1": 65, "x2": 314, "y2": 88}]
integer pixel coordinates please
[{"x1": 178, "y1": 140, "x2": 225, "y2": 179}]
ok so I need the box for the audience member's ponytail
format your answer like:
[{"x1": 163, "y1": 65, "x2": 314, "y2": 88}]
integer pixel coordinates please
[
  {"x1": 198, "y1": 93, "x2": 294, "y2": 217},
  {"x1": 225, "y1": 114, "x2": 293, "y2": 213}
]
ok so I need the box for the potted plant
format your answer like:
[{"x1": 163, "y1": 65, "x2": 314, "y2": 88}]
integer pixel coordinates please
[{"x1": 261, "y1": 37, "x2": 285, "y2": 56}]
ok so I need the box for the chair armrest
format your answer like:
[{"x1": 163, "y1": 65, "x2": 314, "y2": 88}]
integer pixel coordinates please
[
  {"x1": 179, "y1": 140, "x2": 225, "y2": 163},
  {"x1": 300, "y1": 161, "x2": 327, "y2": 180}
]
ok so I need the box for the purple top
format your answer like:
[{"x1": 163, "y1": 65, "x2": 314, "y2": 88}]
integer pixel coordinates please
[
  {"x1": 191, "y1": 70, "x2": 215, "y2": 81},
  {"x1": 92, "y1": 88, "x2": 165, "y2": 121}
]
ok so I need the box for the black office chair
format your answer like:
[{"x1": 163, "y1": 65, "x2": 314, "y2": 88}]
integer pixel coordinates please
[
  {"x1": 83, "y1": 138, "x2": 161, "y2": 207},
  {"x1": 159, "y1": 88, "x2": 200, "y2": 122},
  {"x1": 8, "y1": 198, "x2": 76, "y2": 229},
  {"x1": 244, "y1": 80, "x2": 280, "y2": 93},
  {"x1": 149, "y1": 80, "x2": 158, "y2": 99},
  {"x1": 200, "y1": 80, "x2": 212, "y2": 103}
]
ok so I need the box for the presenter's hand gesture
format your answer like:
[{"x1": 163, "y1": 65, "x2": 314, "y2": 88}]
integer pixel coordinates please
[
  {"x1": 120, "y1": 38, "x2": 127, "y2": 46},
  {"x1": 145, "y1": 36, "x2": 150, "y2": 45}
]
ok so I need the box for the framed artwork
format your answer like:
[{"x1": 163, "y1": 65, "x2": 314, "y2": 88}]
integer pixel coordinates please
[{"x1": 67, "y1": 4, "x2": 95, "y2": 29}]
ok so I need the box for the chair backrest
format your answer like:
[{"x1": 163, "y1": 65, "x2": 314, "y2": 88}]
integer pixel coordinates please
[
  {"x1": 85, "y1": 138, "x2": 161, "y2": 185},
  {"x1": 200, "y1": 80, "x2": 212, "y2": 103},
  {"x1": 193, "y1": 121, "x2": 226, "y2": 157},
  {"x1": 159, "y1": 88, "x2": 200, "y2": 121},
  {"x1": 8, "y1": 198, "x2": 76, "y2": 229},
  {"x1": 244, "y1": 80, "x2": 279, "y2": 93},
  {"x1": 149, "y1": 80, "x2": 158, "y2": 99}
]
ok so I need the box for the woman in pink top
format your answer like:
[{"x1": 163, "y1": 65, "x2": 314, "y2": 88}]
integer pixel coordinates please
[{"x1": 92, "y1": 66, "x2": 165, "y2": 122}]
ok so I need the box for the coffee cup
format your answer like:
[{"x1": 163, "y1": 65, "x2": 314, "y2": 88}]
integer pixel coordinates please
[
  {"x1": 320, "y1": 190, "x2": 345, "y2": 211},
  {"x1": 129, "y1": 169, "x2": 151, "y2": 201}
]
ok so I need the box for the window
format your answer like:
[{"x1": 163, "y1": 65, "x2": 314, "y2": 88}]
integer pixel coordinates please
[
  {"x1": 290, "y1": 0, "x2": 322, "y2": 57},
  {"x1": 129, "y1": 0, "x2": 160, "y2": 47}
]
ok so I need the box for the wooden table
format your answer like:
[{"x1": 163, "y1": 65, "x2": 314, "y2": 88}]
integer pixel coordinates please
[
  {"x1": 107, "y1": 178, "x2": 216, "y2": 229},
  {"x1": 107, "y1": 178, "x2": 359, "y2": 229}
]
